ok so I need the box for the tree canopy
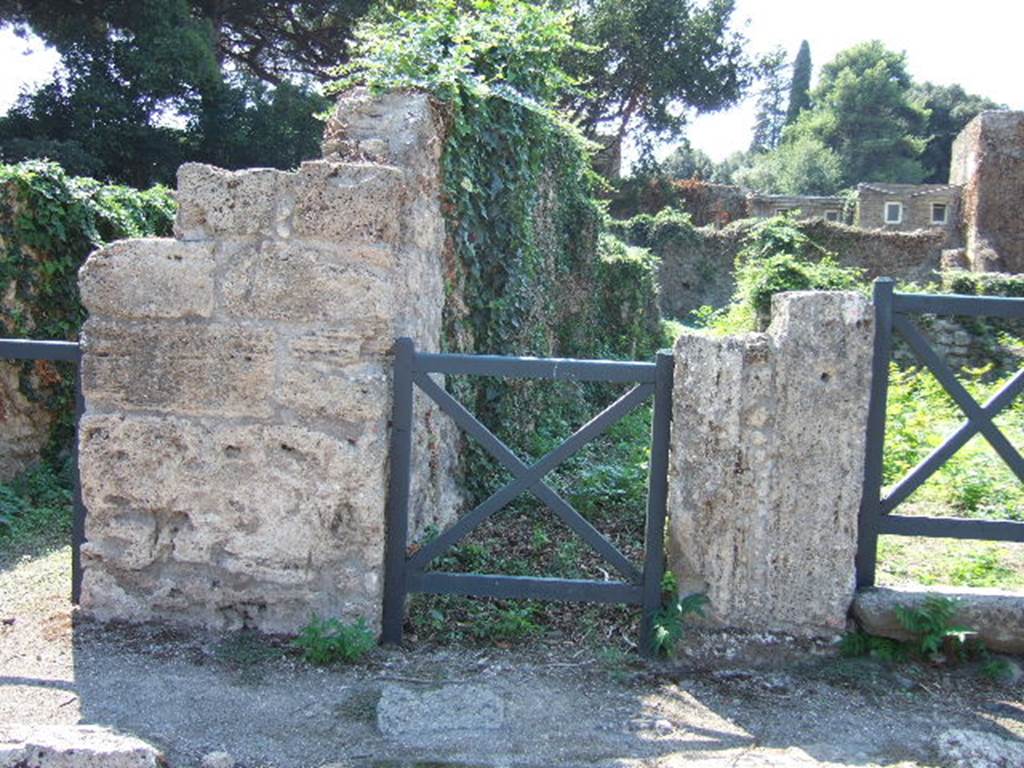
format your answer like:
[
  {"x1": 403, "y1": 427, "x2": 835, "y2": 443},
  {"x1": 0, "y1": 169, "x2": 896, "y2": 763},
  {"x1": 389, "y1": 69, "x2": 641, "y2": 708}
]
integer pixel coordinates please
[
  {"x1": 563, "y1": 0, "x2": 753, "y2": 154},
  {"x1": 0, "y1": 0, "x2": 362, "y2": 185},
  {"x1": 913, "y1": 82, "x2": 1004, "y2": 182}
]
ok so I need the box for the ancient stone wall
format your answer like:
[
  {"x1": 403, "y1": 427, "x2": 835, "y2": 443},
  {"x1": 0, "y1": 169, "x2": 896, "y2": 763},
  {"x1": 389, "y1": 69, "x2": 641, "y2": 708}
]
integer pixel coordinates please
[
  {"x1": 77, "y1": 91, "x2": 457, "y2": 633},
  {"x1": 950, "y1": 111, "x2": 1024, "y2": 272},
  {"x1": 667, "y1": 292, "x2": 873, "y2": 635},
  {"x1": 656, "y1": 219, "x2": 947, "y2": 320}
]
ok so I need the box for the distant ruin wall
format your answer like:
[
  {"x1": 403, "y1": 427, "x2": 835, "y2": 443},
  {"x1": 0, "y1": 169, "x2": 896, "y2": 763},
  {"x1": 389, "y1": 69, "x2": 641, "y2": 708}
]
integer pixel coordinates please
[
  {"x1": 77, "y1": 92, "x2": 457, "y2": 633},
  {"x1": 951, "y1": 111, "x2": 1024, "y2": 273},
  {"x1": 656, "y1": 219, "x2": 947, "y2": 320}
]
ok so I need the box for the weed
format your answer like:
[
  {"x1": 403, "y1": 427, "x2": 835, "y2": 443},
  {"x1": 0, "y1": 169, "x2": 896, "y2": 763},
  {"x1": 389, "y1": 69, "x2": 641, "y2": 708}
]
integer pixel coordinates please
[
  {"x1": 839, "y1": 630, "x2": 910, "y2": 662},
  {"x1": 293, "y1": 614, "x2": 375, "y2": 665},
  {"x1": 842, "y1": 597, "x2": 982, "y2": 668},
  {"x1": 980, "y1": 657, "x2": 1016, "y2": 683},
  {"x1": 0, "y1": 460, "x2": 73, "y2": 557},
  {"x1": 651, "y1": 571, "x2": 709, "y2": 657},
  {"x1": 470, "y1": 605, "x2": 540, "y2": 642},
  {"x1": 894, "y1": 596, "x2": 975, "y2": 659}
]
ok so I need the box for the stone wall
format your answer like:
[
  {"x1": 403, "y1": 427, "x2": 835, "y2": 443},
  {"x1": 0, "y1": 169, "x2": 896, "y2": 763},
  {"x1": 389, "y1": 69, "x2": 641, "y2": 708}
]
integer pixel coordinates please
[
  {"x1": 667, "y1": 291, "x2": 873, "y2": 635},
  {"x1": 656, "y1": 219, "x2": 947, "y2": 320},
  {"x1": 77, "y1": 91, "x2": 457, "y2": 633},
  {"x1": 951, "y1": 111, "x2": 1024, "y2": 272}
]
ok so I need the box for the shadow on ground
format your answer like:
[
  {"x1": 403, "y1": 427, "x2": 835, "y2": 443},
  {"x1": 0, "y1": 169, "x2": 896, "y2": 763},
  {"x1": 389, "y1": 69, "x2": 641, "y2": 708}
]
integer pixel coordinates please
[{"x1": 2, "y1": 549, "x2": 1024, "y2": 767}]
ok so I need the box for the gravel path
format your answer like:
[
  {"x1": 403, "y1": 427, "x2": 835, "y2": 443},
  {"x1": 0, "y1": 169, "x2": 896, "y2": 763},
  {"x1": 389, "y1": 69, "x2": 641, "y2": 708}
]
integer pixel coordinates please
[{"x1": 2, "y1": 547, "x2": 1024, "y2": 768}]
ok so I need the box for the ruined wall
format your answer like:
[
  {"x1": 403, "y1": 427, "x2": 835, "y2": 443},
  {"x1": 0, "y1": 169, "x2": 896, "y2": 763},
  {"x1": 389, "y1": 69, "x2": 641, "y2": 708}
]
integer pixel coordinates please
[
  {"x1": 656, "y1": 219, "x2": 946, "y2": 320},
  {"x1": 951, "y1": 111, "x2": 1024, "y2": 272},
  {"x1": 77, "y1": 91, "x2": 457, "y2": 633},
  {"x1": 667, "y1": 291, "x2": 873, "y2": 635}
]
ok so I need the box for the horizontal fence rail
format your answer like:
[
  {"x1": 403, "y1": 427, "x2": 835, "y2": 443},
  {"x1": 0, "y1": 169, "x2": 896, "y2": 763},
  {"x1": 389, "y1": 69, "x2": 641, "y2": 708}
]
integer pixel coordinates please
[
  {"x1": 0, "y1": 338, "x2": 84, "y2": 602},
  {"x1": 382, "y1": 337, "x2": 673, "y2": 654},
  {"x1": 856, "y1": 280, "x2": 1024, "y2": 587}
]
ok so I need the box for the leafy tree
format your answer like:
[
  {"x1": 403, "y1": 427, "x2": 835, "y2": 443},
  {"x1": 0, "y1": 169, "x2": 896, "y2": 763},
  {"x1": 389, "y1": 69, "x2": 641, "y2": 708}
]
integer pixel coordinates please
[
  {"x1": 0, "y1": 0, "x2": 372, "y2": 84},
  {"x1": 913, "y1": 82, "x2": 1004, "y2": 182},
  {"x1": 789, "y1": 41, "x2": 928, "y2": 185},
  {"x1": 785, "y1": 40, "x2": 811, "y2": 124},
  {"x1": 662, "y1": 141, "x2": 716, "y2": 180},
  {"x1": 563, "y1": 0, "x2": 753, "y2": 155},
  {"x1": 709, "y1": 149, "x2": 751, "y2": 184},
  {"x1": 0, "y1": 1, "x2": 366, "y2": 185},
  {"x1": 733, "y1": 134, "x2": 842, "y2": 195},
  {"x1": 749, "y1": 48, "x2": 788, "y2": 152}
]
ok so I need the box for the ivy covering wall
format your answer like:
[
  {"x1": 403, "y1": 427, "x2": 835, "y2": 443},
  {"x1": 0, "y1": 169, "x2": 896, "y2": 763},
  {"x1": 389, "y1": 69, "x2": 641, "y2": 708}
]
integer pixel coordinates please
[
  {"x1": 0, "y1": 160, "x2": 175, "y2": 461},
  {"x1": 332, "y1": 0, "x2": 666, "y2": 504}
]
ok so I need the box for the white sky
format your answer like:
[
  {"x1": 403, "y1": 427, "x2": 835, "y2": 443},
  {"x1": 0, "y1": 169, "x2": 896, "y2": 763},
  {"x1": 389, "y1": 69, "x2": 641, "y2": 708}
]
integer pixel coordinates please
[{"x1": 1, "y1": 0, "x2": 1022, "y2": 163}]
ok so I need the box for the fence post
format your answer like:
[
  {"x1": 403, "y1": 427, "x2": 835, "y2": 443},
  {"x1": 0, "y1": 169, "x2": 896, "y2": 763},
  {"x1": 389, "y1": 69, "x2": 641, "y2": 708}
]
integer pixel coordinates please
[
  {"x1": 640, "y1": 350, "x2": 674, "y2": 655},
  {"x1": 71, "y1": 356, "x2": 86, "y2": 604},
  {"x1": 381, "y1": 337, "x2": 415, "y2": 645},
  {"x1": 857, "y1": 278, "x2": 894, "y2": 588}
]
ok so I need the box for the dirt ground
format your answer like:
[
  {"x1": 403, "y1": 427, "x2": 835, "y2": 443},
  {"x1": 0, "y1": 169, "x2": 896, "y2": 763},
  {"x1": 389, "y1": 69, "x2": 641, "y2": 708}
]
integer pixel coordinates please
[{"x1": 3, "y1": 547, "x2": 1024, "y2": 768}]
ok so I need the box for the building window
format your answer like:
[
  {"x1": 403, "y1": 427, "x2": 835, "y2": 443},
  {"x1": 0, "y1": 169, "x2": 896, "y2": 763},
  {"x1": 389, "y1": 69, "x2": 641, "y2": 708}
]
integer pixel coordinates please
[
  {"x1": 825, "y1": 210, "x2": 840, "y2": 222},
  {"x1": 931, "y1": 203, "x2": 948, "y2": 224},
  {"x1": 884, "y1": 201, "x2": 903, "y2": 224}
]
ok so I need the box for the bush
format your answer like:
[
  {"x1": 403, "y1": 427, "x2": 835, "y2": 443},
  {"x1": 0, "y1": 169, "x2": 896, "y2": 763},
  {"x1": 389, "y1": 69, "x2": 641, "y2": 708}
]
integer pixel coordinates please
[
  {"x1": 694, "y1": 215, "x2": 866, "y2": 332},
  {"x1": 0, "y1": 160, "x2": 175, "y2": 461},
  {"x1": 0, "y1": 459, "x2": 73, "y2": 552}
]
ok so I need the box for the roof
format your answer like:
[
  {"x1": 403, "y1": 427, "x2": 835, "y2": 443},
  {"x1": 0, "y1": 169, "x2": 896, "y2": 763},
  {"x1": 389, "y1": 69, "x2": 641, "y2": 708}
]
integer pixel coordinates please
[
  {"x1": 857, "y1": 183, "x2": 961, "y2": 198},
  {"x1": 749, "y1": 194, "x2": 844, "y2": 205}
]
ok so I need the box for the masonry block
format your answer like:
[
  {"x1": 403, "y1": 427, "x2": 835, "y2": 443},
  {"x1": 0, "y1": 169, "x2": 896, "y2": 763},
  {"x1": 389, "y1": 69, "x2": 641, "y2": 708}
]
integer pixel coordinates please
[{"x1": 667, "y1": 291, "x2": 874, "y2": 635}]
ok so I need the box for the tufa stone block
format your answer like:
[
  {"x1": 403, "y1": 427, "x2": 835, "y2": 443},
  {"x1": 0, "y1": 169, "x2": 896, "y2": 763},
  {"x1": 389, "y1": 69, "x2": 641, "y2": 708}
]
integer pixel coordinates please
[
  {"x1": 80, "y1": 238, "x2": 216, "y2": 320},
  {"x1": 81, "y1": 320, "x2": 276, "y2": 418},
  {"x1": 667, "y1": 291, "x2": 873, "y2": 636}
]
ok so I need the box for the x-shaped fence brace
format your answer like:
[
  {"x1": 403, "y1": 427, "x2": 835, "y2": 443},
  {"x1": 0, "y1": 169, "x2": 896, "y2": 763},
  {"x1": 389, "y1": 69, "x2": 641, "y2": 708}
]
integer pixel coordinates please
[
  {"x1": 382, "y1": 337, "x2": 674, "y2": 653},
  {"x1": 857, "y1": 279, "x2": 1024, "y2": 587},
  {"x1": 882, "y1": 313, "x2": 1024, "y2": 513},
  {"x1": 406, "y1": 371, "x2": 651, "y2": 583}
]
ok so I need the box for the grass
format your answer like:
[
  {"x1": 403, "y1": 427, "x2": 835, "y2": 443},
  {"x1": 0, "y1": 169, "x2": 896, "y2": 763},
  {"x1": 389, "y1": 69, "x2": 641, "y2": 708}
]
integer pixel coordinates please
[
  {"x1": 0, "y1": 459, "x2": 74, "y2": 564},
  {"x1": 877, "y1": 336, "x2": 1024, "y2": 590}
]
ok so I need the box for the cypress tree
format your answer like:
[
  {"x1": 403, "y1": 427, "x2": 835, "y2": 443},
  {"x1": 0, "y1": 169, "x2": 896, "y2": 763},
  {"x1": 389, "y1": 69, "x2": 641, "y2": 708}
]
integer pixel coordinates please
[{"x1": 786, "y1": 40, "x2": 812, "y2": 124}]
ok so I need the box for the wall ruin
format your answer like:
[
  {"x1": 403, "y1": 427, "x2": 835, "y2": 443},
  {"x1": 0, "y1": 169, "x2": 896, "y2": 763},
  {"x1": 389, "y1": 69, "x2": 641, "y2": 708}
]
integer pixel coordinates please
[
  {"x1": 655, "y1": 219, "x2": 947, "y2": 321},
  {"x1": 951, "y1": 111, "x2": 1024, "y2": 273},
  {"x1": 77, "y1": 91, "x2": 457, "y2": 633}
]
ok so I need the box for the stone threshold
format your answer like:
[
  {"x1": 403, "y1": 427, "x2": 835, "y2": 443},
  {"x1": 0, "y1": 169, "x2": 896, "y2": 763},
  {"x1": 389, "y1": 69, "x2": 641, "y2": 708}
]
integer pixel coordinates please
[{"x1": 852, "y1": 584, "x2": 1024, "y2": 654}]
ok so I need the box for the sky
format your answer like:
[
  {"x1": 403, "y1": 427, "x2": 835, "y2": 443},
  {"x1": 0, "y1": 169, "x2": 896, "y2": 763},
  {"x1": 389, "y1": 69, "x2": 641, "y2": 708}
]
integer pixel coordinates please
[{"x1": 1, "y1": 0, "x2": 1022, "y2": 163}]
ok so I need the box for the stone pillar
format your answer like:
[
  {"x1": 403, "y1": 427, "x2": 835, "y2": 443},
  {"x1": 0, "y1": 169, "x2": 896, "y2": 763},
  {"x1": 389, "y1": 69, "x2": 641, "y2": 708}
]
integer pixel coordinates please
[
  {"x1": 667, "y1": 291, "x2": 873, "y2": 636},
  {"x1": 950, "y1": 111, "x2": 1024, "y2": 272},
  {"x1": 76, "y1": 91, "x2": 456, "y2": 633}
]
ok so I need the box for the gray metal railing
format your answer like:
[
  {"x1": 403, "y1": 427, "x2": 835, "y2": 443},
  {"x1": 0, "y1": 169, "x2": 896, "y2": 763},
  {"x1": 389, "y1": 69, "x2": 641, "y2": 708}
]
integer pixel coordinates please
[
  {"x1": 382, "y1": 337, "x2": 673, "y2": 654},
  {"x1": 0, "y1": 338, "x2": 84, "y2": 602},
  {"x1": 856, "y1": 279, "x2": 1024, "y2": 587}
]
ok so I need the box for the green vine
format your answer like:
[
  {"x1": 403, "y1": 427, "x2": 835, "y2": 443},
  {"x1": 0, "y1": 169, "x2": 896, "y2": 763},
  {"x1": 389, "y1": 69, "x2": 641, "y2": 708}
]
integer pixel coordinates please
[
  {"x1": 333, "y1": 1, "x2": 665, "y2": 498},
  {"x1": 0, "y1": 160, "x2": 175, "y2": 462}
]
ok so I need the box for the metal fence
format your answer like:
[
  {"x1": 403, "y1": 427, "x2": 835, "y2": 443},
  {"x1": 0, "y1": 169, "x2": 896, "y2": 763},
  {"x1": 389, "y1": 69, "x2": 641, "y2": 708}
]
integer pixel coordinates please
[
  {"x1": 382, "y1": 337, "x2": 674, "y2": 654},
  {"x1": 0, "y1": 338, "x2": 85, "y2": 602},
  {"x1": 857, "y1": 278, "x2": 1024, "y2": 587}
]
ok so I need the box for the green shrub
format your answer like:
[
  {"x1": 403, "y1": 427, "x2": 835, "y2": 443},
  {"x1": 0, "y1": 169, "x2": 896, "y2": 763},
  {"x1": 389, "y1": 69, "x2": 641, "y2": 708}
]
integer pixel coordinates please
[
  {"x1": 0, "y1": 459, "x2": 73, "y2": 552},
  {"x1": 692, "y1": 215, "x2": 866, "y2": 333},
  {"x1": 0, "y1": 160, "x2": 175, "y2": 461},
  {"x1": 293, "y1": 614, "x2": 376, "y2": 665},
  {"x1": 894, "y1": 596, "x2": 974, "y2": 659}
]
